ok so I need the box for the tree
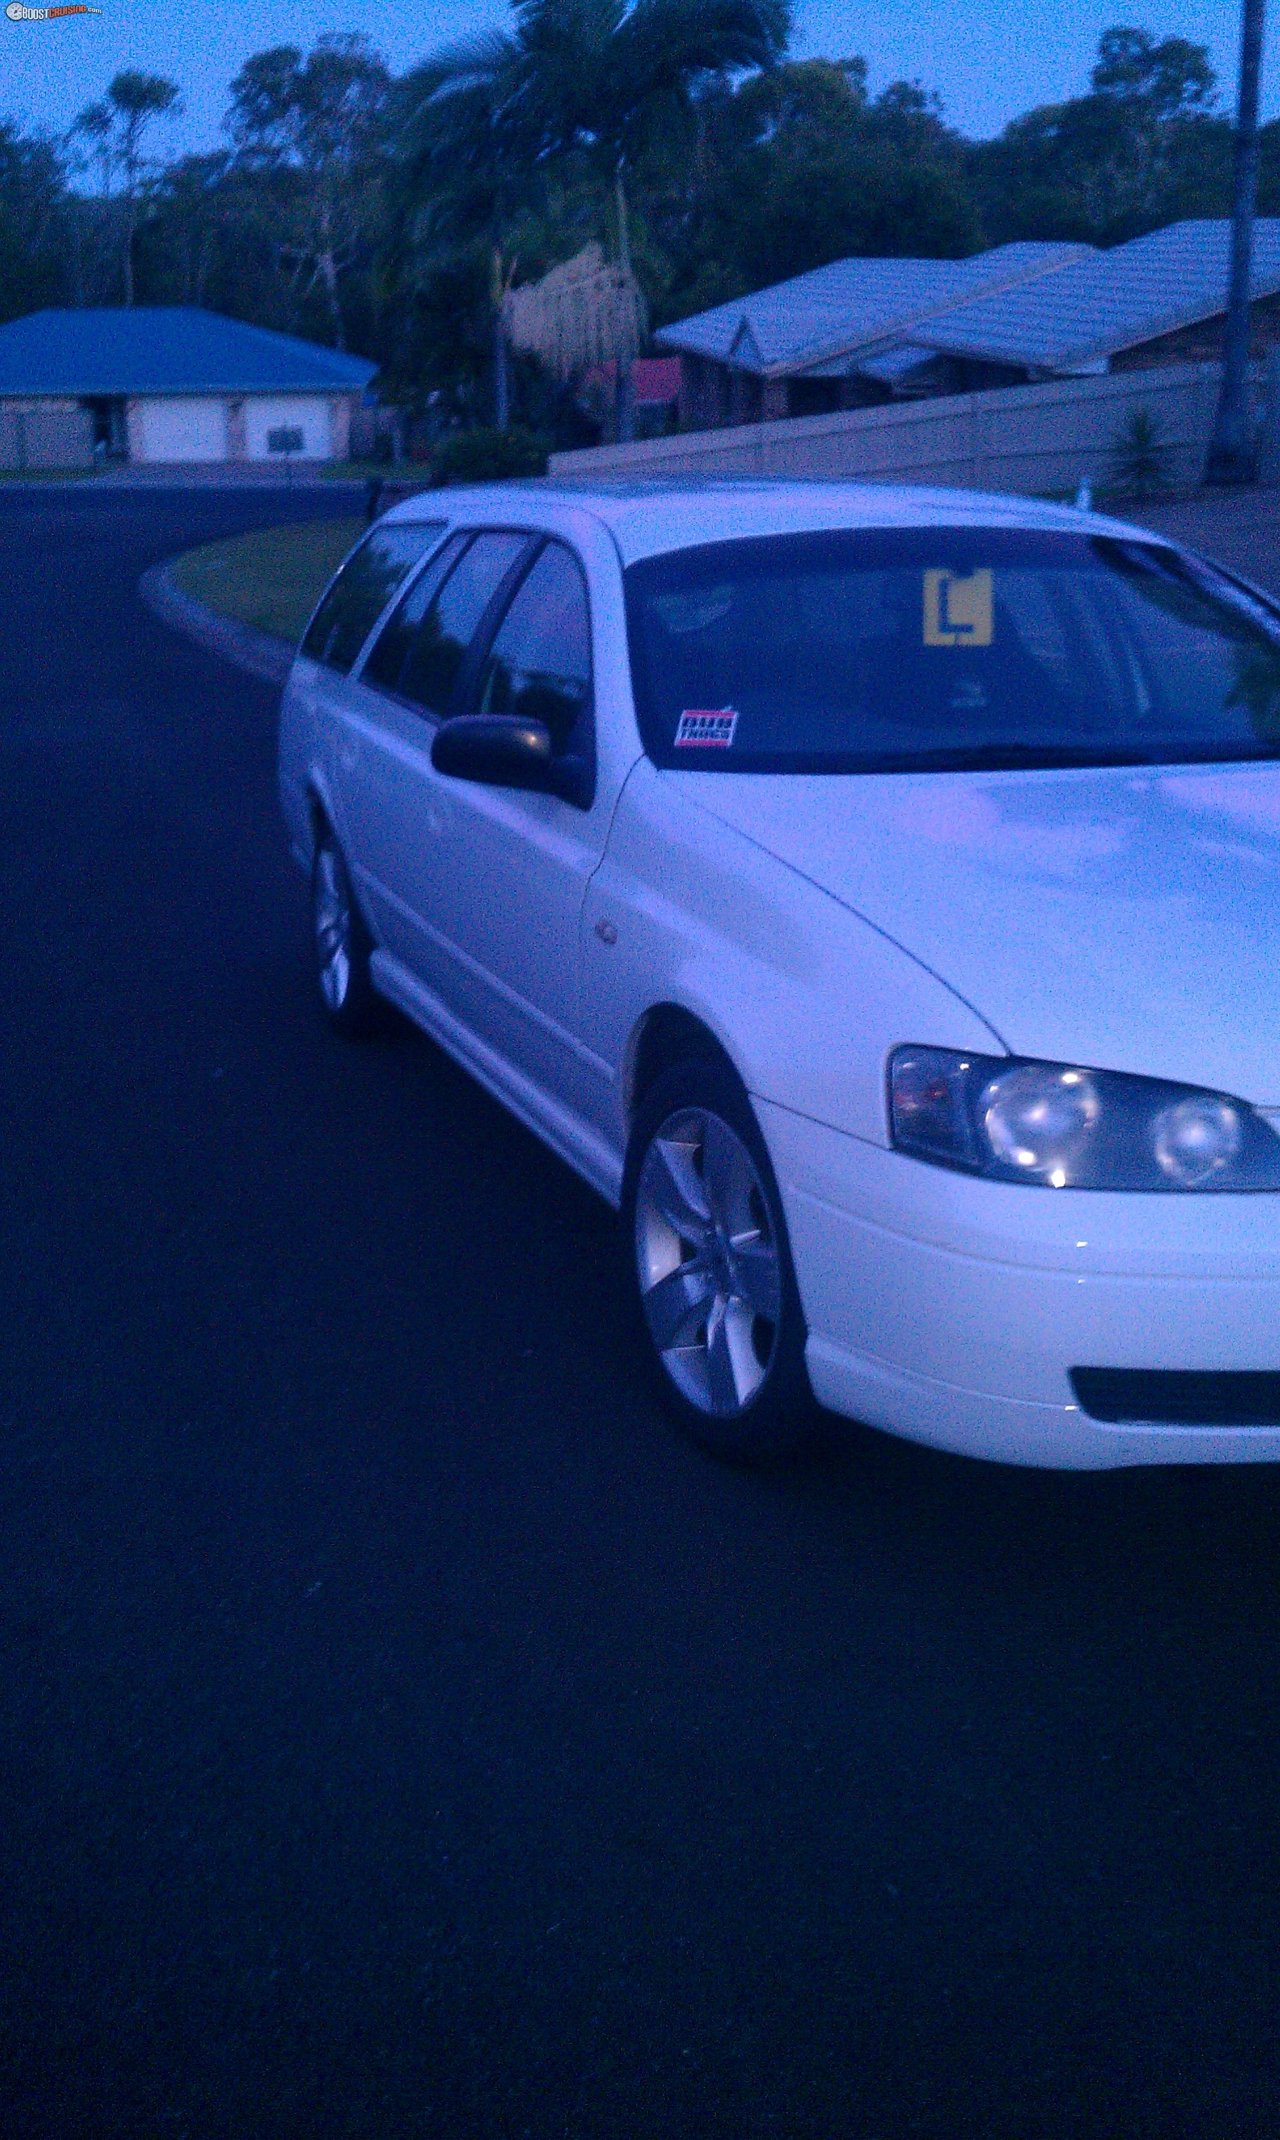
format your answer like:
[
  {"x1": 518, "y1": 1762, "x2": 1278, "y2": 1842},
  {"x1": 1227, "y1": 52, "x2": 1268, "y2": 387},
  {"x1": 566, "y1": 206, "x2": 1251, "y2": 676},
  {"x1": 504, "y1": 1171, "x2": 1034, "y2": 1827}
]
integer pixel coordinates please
[
  {"x1": 504, "y1": 239, "x2": 646, "y2": 380},
  {"x1": 1090, "y1": 25, "x2": 1216, "y2": 117},
  {"x1": 393, "y1": 44, "x2": 547, "y2": 425},
  {"x1": 1206, "y1": 0, "x2": 1267, "y2": 484},
  {"x1": 409, "y1": 0, "x2": 788, "y2": 433},
  {"x1": 142, "y1": 152, "x2": 232, "y2": 305},
  {"x1": 970, "y1": 27, "x2": 1225, "y2": 247},
  {"x1": 0, "y1": 123, "x2": 72, "y2": 319},
  {"x1": 69, "y1": 72, "x2": 181, "y2": 304},
  {"x1": 662, "y1": 59, "x2": 979, "y2": 313},
  {"x1": 226, "y1": 34, "x2": 391, "y2": 349}
]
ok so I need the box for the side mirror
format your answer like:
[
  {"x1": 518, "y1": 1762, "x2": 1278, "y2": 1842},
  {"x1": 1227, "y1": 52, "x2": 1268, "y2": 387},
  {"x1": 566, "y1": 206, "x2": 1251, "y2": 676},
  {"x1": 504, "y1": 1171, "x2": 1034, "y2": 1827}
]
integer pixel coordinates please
[{"x1": 431, "y1": 714, "x2": 554, "y2": 792}]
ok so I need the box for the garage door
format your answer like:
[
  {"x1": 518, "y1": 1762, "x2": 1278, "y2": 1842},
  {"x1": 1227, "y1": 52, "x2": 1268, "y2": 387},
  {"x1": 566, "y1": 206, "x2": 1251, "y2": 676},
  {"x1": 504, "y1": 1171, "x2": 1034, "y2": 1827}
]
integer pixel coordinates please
[{"x1": 135, "y1": 397, "x2": 228, "y2": 463}]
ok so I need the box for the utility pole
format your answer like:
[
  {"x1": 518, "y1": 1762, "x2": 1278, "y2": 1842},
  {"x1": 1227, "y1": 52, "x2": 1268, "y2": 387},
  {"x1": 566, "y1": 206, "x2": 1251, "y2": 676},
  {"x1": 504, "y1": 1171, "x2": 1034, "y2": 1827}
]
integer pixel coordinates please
[{"x1": 1205, "y1": 0, "x2": 1267, "y2": 483}]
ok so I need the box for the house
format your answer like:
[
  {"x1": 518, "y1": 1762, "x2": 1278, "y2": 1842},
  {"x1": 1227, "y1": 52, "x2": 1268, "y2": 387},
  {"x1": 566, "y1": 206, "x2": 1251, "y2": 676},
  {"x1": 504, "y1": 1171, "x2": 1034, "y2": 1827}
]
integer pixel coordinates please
[
  {"x1": 655, "y1": 244, "x2": 1091, "y2": 426},
  {"x1": 655, "y1": 222, "x2": 1280, "y2": 428},
  {"x1": 0, "y1": 307, "x2": 378, "y2": 469},
  {"x1": 890, "y1": 220, "x2": 1280, "y2": 385},
  {"x1": 578, "y1": 356, "x2": 681, "y2": 439}
]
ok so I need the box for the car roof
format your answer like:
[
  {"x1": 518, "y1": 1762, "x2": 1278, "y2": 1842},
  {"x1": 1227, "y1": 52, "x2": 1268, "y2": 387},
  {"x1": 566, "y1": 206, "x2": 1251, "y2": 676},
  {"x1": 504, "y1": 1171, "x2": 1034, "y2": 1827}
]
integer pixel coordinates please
[{"x1": 381, "y1": 476, "x2": 1159, "y2": 566}]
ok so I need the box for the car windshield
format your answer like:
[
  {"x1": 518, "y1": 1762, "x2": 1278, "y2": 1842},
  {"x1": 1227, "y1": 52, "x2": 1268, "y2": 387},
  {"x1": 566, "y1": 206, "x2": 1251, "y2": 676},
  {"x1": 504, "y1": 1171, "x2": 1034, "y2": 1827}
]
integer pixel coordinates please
[{"x1": 625, "y1": 527, "x2": 1280, "y2": 774}]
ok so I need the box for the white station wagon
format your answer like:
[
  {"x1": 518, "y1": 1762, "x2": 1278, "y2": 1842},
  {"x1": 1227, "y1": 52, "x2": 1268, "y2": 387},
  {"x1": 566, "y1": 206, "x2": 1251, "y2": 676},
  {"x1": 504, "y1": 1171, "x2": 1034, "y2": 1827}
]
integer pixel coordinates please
[{"x1": 279, "y1": 478, "x2": 1280, "y2": 1468}]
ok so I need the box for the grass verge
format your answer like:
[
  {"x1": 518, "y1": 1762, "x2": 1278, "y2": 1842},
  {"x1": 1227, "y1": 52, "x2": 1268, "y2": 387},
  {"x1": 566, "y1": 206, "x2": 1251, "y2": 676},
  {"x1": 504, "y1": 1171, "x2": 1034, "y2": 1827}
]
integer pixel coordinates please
[{"x1": 168, "y1": 516, "x2": 365, "y2": 643}]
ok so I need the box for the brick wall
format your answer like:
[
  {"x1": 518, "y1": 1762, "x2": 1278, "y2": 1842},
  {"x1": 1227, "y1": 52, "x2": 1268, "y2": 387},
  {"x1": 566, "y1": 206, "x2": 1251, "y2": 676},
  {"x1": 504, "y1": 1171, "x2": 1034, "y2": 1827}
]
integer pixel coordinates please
[{"x1": 1113, "y1": 292, "x2": 1280, "y2": 371}]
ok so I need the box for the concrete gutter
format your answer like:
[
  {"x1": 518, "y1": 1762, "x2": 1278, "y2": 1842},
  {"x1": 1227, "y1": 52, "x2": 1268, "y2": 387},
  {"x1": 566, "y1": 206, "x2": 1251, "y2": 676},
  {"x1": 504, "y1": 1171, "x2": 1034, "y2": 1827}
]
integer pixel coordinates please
[{"x1": 139, "y1": 561, "x2": 294, "y2": 686}]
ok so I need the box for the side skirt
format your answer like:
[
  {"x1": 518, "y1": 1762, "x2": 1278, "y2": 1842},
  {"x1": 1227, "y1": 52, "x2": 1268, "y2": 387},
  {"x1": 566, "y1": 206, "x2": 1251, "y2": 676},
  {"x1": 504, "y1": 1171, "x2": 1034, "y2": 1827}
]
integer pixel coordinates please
[{"x1": 370, "y1": 950, "x2": 625, "y2": 1209}]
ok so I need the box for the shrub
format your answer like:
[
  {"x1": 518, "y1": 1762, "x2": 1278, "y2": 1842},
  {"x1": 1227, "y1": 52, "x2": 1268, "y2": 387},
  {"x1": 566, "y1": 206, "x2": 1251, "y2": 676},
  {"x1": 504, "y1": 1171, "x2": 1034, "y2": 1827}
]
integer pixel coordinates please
[
  {"x1": 429, "y1": 425, "x2": 551, "y2": 487},
  {"x1": 1107, "y1": 408, "x2": 1174, "y2": 498}
]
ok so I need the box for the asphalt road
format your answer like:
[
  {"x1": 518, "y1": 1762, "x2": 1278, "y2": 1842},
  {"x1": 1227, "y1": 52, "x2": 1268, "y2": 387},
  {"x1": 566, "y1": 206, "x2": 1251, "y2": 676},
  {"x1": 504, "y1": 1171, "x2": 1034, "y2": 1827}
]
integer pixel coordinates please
[{"x1": 4, "y1": 486, "x2": 1280, "y2": 2140}]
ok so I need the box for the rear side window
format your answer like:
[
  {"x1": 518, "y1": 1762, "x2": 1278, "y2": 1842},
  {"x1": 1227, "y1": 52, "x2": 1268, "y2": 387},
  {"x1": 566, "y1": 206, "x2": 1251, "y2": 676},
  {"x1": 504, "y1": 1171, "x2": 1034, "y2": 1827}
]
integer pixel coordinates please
[
  {"x1": 301, "y1": 520, "x2": 446, "y2": 672},
  {"x1": 360, "y1": 532, "x2": 470, "y2": 693},
  {"x1": 396, "y1": 532, "x2": 530, "y2": 718}
]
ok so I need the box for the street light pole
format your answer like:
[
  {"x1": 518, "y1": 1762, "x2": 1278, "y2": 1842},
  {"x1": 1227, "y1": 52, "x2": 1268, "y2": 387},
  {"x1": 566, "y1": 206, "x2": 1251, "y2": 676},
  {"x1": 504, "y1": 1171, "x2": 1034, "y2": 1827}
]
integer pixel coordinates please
[{"x1": 1205, "y1": 0, "x2": 1267, "y2": 483}]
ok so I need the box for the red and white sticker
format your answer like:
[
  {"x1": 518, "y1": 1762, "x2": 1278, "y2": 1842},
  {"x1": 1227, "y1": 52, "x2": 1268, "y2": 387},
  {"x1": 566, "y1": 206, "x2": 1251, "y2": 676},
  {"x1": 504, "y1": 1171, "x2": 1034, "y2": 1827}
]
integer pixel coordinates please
[{"x1": 674, "y1": 708, "x2": 739, "y2": 748}]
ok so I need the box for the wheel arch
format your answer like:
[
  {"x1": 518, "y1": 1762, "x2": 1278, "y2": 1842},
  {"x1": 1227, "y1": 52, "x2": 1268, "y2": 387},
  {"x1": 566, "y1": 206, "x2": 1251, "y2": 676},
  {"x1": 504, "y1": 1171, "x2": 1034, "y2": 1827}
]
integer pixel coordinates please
[
  {"x1": 623, "y1": 1002, "x2": 744, "y2": 1131},
  {"x1": 305, "y1": 775, "x2": 340, "y2": 859}
]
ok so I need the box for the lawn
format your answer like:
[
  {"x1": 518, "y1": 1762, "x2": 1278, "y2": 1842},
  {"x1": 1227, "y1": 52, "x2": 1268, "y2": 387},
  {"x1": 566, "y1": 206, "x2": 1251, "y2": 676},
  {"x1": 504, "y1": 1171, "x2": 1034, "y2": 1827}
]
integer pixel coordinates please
[{"x1": 168, "y1": 515, "x2": 365, "y2": 643}]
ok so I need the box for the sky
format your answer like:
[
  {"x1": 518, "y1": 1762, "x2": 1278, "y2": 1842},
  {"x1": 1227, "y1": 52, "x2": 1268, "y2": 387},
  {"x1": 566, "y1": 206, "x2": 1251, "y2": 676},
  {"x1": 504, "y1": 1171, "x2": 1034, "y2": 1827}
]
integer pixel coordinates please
[{"x1": 0, "y1": 0, "x2": 1267, "y2": 158}]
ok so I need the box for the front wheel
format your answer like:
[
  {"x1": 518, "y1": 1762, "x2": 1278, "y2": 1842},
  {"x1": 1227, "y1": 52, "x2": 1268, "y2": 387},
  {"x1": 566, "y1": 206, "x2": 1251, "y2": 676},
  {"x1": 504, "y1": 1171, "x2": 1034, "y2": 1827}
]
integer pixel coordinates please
[{"x1": 622, "y1": 1057, "x2": 814, "y2": 1462}]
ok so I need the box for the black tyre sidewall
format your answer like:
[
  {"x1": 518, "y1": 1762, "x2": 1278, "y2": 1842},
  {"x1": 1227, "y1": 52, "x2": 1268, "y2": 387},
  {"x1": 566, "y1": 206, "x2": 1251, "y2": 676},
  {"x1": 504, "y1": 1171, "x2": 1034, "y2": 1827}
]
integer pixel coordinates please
[{"x1": 622, "y1": 1055, "x2": 814, "y2": 1462}]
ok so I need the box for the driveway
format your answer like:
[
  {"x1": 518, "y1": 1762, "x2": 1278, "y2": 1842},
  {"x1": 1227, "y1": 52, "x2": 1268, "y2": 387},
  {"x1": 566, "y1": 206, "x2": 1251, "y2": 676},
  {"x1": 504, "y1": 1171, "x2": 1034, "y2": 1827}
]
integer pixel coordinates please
[{"x1": 3, "y1": 487, "x2": 1280, "y2": 2138}]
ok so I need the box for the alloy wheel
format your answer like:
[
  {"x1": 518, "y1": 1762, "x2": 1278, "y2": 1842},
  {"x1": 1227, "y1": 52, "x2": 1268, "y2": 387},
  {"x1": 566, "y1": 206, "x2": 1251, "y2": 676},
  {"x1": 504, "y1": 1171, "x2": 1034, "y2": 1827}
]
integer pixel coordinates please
[
  {"x1": 313, "y1": 844, "x2": 352, "y2": 1012},
  {"x1": 634, "y1": 1106, "x2": 783, "y2": 1418}
]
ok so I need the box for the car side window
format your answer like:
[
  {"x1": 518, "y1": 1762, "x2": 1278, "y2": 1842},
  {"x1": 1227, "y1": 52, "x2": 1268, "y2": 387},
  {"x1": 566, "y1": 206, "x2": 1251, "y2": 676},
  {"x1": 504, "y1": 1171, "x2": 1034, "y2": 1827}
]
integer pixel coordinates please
[
  {"x1": 359, "y1": 532, "x2": 470, "y2": 694},
  {"x1": 300, "y1": 520, "x2": 446, "y2": 672},
  {"x1": 473, "y1": 542, "x2": 594, "y2": 774},
  {"x1": 367, "y1": 532, "x2": 531, "y2": 719}
]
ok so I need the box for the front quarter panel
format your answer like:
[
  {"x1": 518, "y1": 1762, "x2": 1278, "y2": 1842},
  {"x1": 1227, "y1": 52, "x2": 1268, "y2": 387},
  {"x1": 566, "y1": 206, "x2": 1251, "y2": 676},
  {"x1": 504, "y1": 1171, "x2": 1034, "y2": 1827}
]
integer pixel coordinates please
[{"x1": 582, "y1": 757, "x2": 1001, "y2": 1150}]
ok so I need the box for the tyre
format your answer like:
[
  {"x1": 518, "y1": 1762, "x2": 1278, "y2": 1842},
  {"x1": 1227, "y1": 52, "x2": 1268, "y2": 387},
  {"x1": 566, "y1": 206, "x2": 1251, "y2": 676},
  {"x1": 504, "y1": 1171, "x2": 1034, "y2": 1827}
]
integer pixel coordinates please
[
  {"x1": 622, "y1": 1055, "x2": 815, "y2": 1461},
  {"x1": 310, "y1": 827, "x2": 380, "y2": 1036}
]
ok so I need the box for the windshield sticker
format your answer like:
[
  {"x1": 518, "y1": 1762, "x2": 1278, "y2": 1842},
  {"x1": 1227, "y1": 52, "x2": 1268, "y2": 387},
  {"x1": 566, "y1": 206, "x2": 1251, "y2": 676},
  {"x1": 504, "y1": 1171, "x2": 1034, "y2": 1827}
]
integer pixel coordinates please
[
  {"x1": 924, "y1": 568, "x2": 994, "y2": 647},
  {"x1": 675, "y1": 708, "x2": 739, "y2": 748}
]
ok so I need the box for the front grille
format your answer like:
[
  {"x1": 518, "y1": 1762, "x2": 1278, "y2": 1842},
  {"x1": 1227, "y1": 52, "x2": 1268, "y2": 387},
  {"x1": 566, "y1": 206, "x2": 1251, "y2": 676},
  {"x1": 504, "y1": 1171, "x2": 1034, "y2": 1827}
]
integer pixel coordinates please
[{"x1": 1071, "y1": 1368, "x2": 1280, "y2": 1427}]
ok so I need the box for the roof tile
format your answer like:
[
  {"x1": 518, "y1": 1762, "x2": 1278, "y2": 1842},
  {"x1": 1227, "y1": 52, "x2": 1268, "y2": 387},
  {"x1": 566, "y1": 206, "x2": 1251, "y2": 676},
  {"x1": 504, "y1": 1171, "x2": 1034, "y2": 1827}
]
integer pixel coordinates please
[
  {"x1": 896, "y1": 220, "x2": 1280, "y2": 370},
  {"x1": 655, "y1": 243, "x2": 1091, "y2": 372}
]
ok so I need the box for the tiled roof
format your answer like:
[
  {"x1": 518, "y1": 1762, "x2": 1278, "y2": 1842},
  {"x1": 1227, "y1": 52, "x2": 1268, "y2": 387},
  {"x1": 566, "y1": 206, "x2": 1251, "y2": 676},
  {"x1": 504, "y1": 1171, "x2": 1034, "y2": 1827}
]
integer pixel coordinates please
[
  {"x1": 654, "y1": 243, "x2": 1092, "y2": 374},
  {"x1": 906, "y1": 220, "x2": 1280, "y2": 370},
  {"x1": 0, "y1": 307, "x2": 377, "y2": 397}
]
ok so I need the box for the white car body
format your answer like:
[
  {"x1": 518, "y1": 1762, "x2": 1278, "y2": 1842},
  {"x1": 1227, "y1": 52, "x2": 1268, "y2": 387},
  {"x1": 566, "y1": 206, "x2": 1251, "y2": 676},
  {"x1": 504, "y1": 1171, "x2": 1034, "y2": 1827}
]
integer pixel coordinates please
[{"x1": 279, "y1": 478, "x2": 1280, "y2": 1469}]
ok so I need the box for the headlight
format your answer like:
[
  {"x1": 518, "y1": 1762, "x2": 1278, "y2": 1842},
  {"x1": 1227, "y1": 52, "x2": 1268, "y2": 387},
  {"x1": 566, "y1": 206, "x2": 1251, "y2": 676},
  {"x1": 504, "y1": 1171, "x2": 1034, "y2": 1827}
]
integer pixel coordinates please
[{"x1": 889, "y1": 1047, "x2": 1280, "y2": 1191}]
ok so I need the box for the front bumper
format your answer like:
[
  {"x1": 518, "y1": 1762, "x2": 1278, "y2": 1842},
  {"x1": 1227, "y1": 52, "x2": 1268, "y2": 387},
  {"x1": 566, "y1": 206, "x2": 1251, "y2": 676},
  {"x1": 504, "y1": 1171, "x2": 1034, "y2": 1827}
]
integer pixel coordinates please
[{"x1": 758, "y1": 1096, "x2": 1280, "y2": 1469}]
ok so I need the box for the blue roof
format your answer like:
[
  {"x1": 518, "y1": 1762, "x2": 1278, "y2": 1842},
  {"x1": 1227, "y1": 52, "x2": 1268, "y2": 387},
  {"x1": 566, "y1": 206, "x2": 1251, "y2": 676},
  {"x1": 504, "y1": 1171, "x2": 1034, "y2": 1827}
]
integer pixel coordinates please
[
  {"x1": 0, "y1": 307, "x2": 377, "y2": 397},
  {"x1": 654, "y1": 243, "x2": 1092, "y2": 374},
  {"x1": 912, "y1": 220, "x2": 1280, "y2": 370}
]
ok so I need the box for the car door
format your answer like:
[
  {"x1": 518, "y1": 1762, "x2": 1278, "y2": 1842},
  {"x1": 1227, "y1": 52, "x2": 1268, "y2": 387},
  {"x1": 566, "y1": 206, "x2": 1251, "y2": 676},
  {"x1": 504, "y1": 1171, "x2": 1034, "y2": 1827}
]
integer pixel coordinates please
[
  {"x1": 409, "y1": 536, "x2": 611, "y2": 1119},
  {"x1": 293, "y1": 517, "x2": 447, "y2": 843},
  {"x1": 335, "y1": 528, "x2": 534, "y2": 978}
]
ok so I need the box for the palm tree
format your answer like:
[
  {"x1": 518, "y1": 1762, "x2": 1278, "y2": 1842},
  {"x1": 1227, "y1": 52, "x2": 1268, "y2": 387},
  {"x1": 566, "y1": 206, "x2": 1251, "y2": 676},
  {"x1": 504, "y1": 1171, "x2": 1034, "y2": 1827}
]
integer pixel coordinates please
[
  {"x1": 503, "y1": 238, "x2": 647, "y2": 396},
  {"x1": 395, "y1": 45, "x2": 544, "y2": 427},
  {"x1": 1205, "y1": 0, "x2": 1266, "y2": 484},
  {"x1": 404, "y1": 0, "x2": 788, "y2": 434}
]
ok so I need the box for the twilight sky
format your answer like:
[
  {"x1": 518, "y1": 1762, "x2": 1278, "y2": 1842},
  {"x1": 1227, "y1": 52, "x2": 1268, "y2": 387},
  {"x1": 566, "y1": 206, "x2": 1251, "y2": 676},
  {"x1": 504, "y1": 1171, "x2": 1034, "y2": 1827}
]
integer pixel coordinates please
[{"x1": 0, "y1": 0, "x2": 1266, "y2": 156}]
